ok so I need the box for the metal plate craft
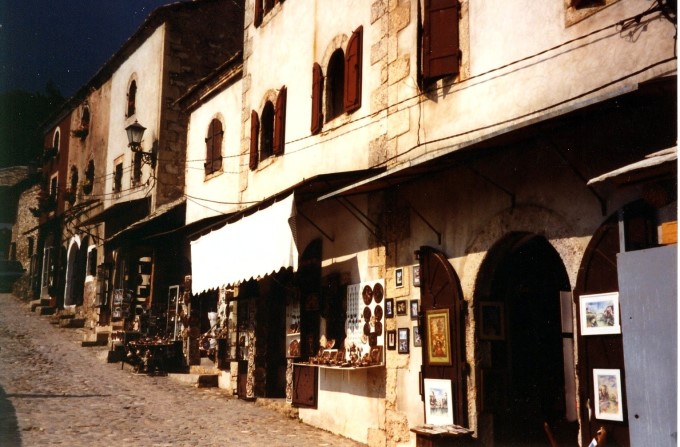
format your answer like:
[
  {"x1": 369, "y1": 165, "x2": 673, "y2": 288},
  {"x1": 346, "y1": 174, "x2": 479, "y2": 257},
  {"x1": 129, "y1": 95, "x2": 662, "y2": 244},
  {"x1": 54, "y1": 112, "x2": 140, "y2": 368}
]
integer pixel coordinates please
[
  {"x1": 362, "y1": 285, "x2": 373, "y2": 305},
  {"x1": 372, "y1": 283, "x2": 384, "y2": 303}
]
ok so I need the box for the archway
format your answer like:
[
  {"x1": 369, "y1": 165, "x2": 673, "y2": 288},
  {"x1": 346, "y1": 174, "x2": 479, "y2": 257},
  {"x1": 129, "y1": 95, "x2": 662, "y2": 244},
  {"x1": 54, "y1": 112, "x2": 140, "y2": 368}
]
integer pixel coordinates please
[{"x1": 476, "y1": 233, "x2": 572, "y2": 446}]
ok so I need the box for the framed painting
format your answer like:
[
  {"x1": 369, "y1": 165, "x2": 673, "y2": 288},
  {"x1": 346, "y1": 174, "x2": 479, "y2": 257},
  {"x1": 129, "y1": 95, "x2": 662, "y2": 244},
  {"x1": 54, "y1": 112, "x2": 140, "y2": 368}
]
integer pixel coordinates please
[
  {"x1": 396, "y1": 300, "x2": 408, "y2": 316},
  {"x1": 395, "y1": 268, "x2": 404, "y2": 288},
  {"x1": 580, "y1": 292, "x2": 621, "y2": 336},
  {"x1": 426, "y1": 309, "x2": 451, "y2": 366},
  {"x1": 410, "y1": 299, "x2": 419, "y2": 320},
  {"x1": 593, "y1": 368, "x2": 624, "y2": 421},
  {"x1": 413, "y1": 265, "x2": 421, "y2": 287},
  {"x1": 424, "y1": 378, "x2": 454, "y2": 425},
  {"x1": 398, "y1": 328, "x2": 409, "y2": 354},
  {"x1": 413, "y1": 325, "x2": 422, "y2": 347},
  {"x1": 387, "y1": 330, "x2": 396, "y2": 350},
  {"x1": 479, "y1": 302, "x2": 504, "y2": 340},
  {"x1": 385, "y1": 298, "x2": 394, "y2": 318}
]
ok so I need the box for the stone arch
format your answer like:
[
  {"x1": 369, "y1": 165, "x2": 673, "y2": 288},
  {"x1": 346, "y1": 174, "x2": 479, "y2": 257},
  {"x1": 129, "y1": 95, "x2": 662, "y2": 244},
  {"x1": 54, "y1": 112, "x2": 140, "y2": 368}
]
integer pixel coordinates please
[{"x1": 461, "y1": 204, "x2": 590, "y2": 300}]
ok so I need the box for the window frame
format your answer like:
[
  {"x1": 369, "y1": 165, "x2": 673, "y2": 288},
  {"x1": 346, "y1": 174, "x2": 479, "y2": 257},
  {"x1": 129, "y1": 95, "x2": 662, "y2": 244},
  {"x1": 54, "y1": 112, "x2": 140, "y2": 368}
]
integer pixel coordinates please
[
  {"x1": 127, "y1": 79, "x2": 137, "y2": 117},
  {"x1": 205, "y1": 118, "x2": 224, "y2": 176}
]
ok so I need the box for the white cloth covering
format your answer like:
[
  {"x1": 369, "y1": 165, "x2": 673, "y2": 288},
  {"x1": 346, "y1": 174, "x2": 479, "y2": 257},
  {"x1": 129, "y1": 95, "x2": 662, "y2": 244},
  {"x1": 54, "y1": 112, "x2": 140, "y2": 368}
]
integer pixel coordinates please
[{"x1": 190, "y1": 194, "x2": 298, "y2": 294}]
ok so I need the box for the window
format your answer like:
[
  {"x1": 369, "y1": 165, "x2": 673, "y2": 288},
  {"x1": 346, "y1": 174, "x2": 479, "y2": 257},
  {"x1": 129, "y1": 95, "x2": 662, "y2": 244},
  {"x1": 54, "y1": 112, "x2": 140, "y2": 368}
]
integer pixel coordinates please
[
  {"x1": 205, "y1": 119, "x2": 224, "y2": 175},
  {"x1": 132, "y1": 152, "x2": 143, "y2": 185},
  {"x1": 422, "y1": 0, "x2": 460, "y2": 81},
  {"x1": 254, "y1": 0, "x2": 282, "y2": 27},
  {"x1": 69, "y1": 165, "x2": 78, "y2": 192},
  {"x1": 50, "y1": 175, "x2": 58, "y2": 200},
  {"x1": 53, "y1": 130, "x2": 60, "y2": 152},
  {"x1": 81, "y1": 106, "x2": 90, "y2": 129},
  {"x1": 326, "y1": 50, "x2": 345, "y2": 122},
  {"x1": 250, "y1": 86, "x2": 287, "y2": 171},
  {"x1": 311, "y1": 63, "x2": 324, "y2": 134},
  {"x1": 344, "y1": 26, "x2": 363, "y2": 113},
  {"x1": 127, "y1": 80, "x2": 137, "y2": 117},
  {"x1": 314, "y1": 26, "x2": 363, "y2": 131},
  {"x1": 83, "y1": 160, "x2": 94, "y2": 195},
  {"x1": 250, "y1": 110, "x2": 260, "y2": 170},
  {"x1": 114, "y1": 159, "x2": 123, "y2": 193},
  {"x1": 260, "y1": 101, "x2": 275, "y2": 160},
  {"x1": 87, "y1": 246, "x2": 97, "y2": 277},
  {"x1": 273, "y1": 86, "x2": 287, "y2": 156}
]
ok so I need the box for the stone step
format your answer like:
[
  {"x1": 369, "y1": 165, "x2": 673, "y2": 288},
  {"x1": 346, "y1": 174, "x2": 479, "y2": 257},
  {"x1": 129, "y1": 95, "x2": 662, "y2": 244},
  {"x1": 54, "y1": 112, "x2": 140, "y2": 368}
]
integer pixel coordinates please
[
  {"x1": 35, "y1": 306, "x2": 55, "y2": 316},
  {"x1": 168, "y1": 373, "x2": 219, "y2": 388},
  {"x1": 82, "y1": 330, "x2": 110, "y2": 346},
  {"x1": 59, "y1": 318, "x2": 85, "y2": 328},
  {"x1": 28, "y1": 299, "x2": 41, "y2": 312}
]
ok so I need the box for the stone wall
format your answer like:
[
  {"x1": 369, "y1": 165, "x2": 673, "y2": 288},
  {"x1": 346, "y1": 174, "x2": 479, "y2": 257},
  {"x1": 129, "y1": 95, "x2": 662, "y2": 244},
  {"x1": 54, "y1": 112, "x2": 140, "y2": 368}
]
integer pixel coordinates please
[{"x1": 11, "y1": 184, "x2": 41, "y2": 301}]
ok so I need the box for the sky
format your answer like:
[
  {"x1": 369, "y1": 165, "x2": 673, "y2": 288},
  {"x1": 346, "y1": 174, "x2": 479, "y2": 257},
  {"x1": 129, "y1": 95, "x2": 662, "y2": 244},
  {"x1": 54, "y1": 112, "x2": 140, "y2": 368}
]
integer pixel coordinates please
[{"x1": 0, "y1": 0, "x2": 187, "y2": 98}]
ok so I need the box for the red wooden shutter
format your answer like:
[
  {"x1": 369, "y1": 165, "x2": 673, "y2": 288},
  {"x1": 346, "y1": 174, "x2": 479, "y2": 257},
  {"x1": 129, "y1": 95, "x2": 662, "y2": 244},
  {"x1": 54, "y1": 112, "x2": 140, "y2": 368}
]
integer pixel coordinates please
[
  {"x1": 344, "y1": 26, "x2": 363, "y2": 113},
  {"x1": 311, "y1": 63, "x2": 324, "y2": 135},
  {"x1": 254, "y1": 0, "x2": 263, "y2": 27},
  {"x1": 273, "y1": 86, "x2": 287, "y2": 156},
  {"x1": 249, "y1": 110, "x2": 259, "y2": 170},
  {"x1": 422, "y1": 0, "x2": 460, "y2": 80}
]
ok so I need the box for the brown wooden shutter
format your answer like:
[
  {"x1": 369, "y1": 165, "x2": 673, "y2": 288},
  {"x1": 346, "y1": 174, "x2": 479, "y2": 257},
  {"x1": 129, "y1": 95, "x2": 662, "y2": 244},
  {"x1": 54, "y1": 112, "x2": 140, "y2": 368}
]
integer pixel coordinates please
[
  {"x1": 344, "y1": 25, "x2": 363, "y2": 113},
  {"x1": 273, "y1": 86, "x2": 287, "y2": 156},
  {"x1": 311, "y1": 63, "x2": 324, "y2": 135},
  {"x1": 249, "y1": 110, "x2": 259, "y2": 170},
  {"x1": 422, "y1": 0, "x2": 460, "y2": 80},
  {"x1": 254, "y1": 0, "x2": 263, "y2": 27},
  {"x1": 212, "y1": 120, "x2": 223, "y2": 172}
]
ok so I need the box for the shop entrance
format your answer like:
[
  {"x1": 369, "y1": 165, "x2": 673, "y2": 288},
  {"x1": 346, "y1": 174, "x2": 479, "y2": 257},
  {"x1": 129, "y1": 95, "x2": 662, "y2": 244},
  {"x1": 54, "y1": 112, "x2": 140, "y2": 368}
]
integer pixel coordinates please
[{"x1": 478, "y1": 233, "x2": 571, "y2": 446}]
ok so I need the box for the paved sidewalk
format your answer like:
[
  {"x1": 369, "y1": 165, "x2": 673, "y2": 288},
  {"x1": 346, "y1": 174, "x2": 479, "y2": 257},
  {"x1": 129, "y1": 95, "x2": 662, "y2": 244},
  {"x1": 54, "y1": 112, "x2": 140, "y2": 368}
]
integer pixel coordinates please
[{"x1": 0, "y1": 293, "x2": 366, "y2": 447}]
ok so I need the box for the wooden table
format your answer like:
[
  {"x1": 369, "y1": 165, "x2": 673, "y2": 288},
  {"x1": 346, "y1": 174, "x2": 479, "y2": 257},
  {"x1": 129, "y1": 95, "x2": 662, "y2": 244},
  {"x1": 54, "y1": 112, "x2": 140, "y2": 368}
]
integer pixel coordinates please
[{"x1": 411, "y1": 425, "x2": 474, "y2": 447}]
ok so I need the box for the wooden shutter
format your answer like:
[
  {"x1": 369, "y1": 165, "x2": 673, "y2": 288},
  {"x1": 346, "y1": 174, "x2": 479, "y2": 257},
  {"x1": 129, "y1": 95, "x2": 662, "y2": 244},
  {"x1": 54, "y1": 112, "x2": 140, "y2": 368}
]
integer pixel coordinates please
[
  {"x1": 249, "y1": 110, "x2": 259, "y2": 170},
  {"x1": 254, "y1": 0, "x2": 263, "y2": 27},
  {"x1": 311, "y1": 63, "x2": 324, "y2": 135},
  {"x1": 344, "y1": 26, "x2": 363, "y2": 113},
  {"x1": 422, "y1": 0, "x2": 460, "y2": 80},
  {"x1": 205, "y1": 119, "x2": 223, "y2": 174},
  {"x1": 273, "y1": 86, "x2": 287, "y2": 156},
  {"x1": 212, "y1": 120, "x2": 223, "y2": 172}
]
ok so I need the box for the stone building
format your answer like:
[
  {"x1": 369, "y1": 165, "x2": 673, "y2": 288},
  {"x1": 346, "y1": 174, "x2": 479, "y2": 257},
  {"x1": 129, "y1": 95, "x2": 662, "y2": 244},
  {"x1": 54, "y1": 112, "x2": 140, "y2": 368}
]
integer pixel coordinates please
[{"x1": 187, "y1": 0, "x2": 677, "y2": 446}]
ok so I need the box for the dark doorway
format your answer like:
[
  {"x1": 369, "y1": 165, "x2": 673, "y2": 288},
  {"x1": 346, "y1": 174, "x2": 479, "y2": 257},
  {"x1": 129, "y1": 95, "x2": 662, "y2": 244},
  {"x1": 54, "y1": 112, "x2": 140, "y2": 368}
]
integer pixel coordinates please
[{"x1": 481, "y1": 234, "x2": 571, "y2": 446}]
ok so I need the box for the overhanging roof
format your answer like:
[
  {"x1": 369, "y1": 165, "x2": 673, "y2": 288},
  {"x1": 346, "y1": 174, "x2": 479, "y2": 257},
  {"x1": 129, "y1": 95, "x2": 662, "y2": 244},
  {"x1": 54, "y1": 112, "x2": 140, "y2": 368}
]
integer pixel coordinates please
[
  {"x1": 587, "y1": 146, "x2": 677, "y2": 189},
  {"x1": 105, "y1": 198, "x2": 186, "y2": 244},
  {"x1": 78, "y1": 197, "x2": 150, "y2": 227}
]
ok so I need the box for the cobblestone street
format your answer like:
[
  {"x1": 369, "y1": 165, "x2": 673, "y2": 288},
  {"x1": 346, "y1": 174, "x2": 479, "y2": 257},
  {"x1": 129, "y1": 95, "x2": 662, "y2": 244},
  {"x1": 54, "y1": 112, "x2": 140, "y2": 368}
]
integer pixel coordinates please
[{"x1": 0, "y1": 293, "x2": 366, "y2": 447}]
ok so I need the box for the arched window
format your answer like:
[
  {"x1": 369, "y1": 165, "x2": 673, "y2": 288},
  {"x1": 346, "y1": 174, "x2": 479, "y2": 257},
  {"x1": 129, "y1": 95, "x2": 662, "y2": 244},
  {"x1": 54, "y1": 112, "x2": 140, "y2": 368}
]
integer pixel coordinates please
[
  {"x1": 81, "y1": 106, "x2": 90, "y2": 129},
  {"x1": 205, "y1": 119, "x2": 224, "y2": 175},
  {"x1": 326, "y1": 49, "x2": 345, "y2": 122},
  {"x1": 260, "y1": 101, "x2": 275, "y2": 160},
  {"x1": 83, "y1": 160, "x2": 94, "y2": 195},
  {"x1": 53, "y1": 130, "x2": 60, "y2": 152},
  {"x1": 127, "y1": 80, "x2": 137, "y2": 117}
]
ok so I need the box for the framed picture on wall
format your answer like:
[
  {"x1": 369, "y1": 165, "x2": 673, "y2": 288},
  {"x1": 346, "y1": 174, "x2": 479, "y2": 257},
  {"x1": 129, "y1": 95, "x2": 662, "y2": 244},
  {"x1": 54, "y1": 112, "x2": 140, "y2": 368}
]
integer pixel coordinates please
[
  {"x1": 579, "y1": 292, "x2": 621, "y2": 336},
  {"x1": 396, "y1": 300, "x2": 408, "y2": 316},
  {"x1": 385, "y1": 298, "x2": 394, "y2": 318},
  {"x1": 413, "y1": 265, "x2": 421, "y2": 287},
  {"x1": 395, "y1": 268, "x2": 404, "y2": 288},
  {"x1": 593, "y1": 368, "x2": 624, "y2": 421},
  {"x1": 479, "y1": 302, "x2": 505, "y2": 341},
  {"x1": 398, "y1": 328, "x2": 409, "y2": 354},
  {"x1": 387, "y1": 330, "x2": 396, "y2": 350},
  {"x1": 424, "y1": 378, "x2": 454, "y2": 425},
  {"x1": 426, "y1": 309, "x2": 452, "y2": 366},
  {"x1": 413, "y1": 325, "x2": 422, "y2": 347},
  {"x1": 410, "y1": 300, "x2": 419, "y2": 320}
]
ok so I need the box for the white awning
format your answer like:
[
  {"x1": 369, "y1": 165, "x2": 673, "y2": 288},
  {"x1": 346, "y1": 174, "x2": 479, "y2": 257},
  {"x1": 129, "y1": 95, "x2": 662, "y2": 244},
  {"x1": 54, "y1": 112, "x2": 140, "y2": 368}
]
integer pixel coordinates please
[{"x1": 190, "y1": 193, "x2": 298, "y2": 294}]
